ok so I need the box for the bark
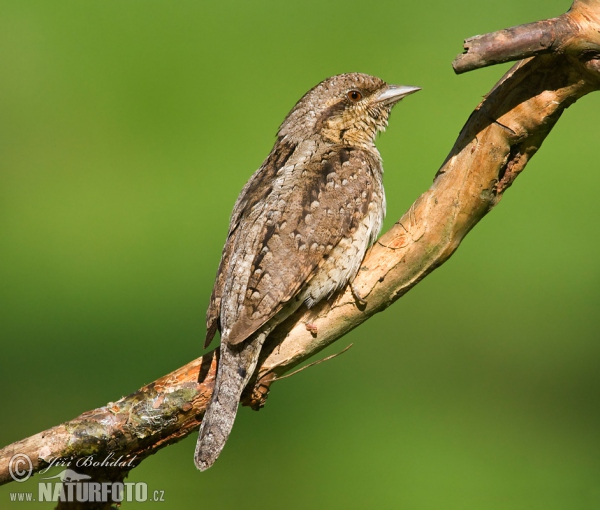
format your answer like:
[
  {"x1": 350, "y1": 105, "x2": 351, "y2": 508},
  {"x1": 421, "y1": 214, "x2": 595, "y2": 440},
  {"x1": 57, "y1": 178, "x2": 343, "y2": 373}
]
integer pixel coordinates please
[
  {"x1": 1, "y1": 1, "x2": 599, "y2": 507},
  {"x1": 452, "y1": 0, "x2": 600, "y2": 73}
]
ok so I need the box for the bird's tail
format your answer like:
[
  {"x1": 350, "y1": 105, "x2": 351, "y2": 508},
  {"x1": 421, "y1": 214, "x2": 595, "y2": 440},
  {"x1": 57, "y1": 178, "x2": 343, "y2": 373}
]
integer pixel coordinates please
[{"x1": 194, "y1": 328, "x2": 269, "y2": 471}]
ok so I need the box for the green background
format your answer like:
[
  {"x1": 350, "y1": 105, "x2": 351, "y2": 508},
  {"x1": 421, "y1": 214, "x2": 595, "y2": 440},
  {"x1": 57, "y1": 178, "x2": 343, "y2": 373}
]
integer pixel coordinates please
[{"x1": 1, "y1": 0, "x2": 599, "y2": 508}]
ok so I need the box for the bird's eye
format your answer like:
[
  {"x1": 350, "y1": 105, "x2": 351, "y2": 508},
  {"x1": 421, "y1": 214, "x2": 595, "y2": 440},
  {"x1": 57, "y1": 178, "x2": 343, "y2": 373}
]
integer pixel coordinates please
[{"x1": 347, "y1": 90, "x2": 362, "y2": 102}]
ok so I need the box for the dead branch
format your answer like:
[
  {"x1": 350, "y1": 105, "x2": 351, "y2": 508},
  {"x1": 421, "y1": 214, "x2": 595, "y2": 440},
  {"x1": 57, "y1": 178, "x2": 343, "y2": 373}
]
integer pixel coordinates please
[
  {"x1": 453, "y1": 0, "x2": 600, "y2": 73},
  {"x1": 1, "y1": 1, "x2": 599, "y2": 505}
]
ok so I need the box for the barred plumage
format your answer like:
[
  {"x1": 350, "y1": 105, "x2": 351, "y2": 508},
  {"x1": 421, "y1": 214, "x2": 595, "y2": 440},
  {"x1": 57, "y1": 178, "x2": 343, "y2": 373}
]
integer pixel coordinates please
[{"x1": 195, "y1": 73, "x2": 419, "y2": 471}]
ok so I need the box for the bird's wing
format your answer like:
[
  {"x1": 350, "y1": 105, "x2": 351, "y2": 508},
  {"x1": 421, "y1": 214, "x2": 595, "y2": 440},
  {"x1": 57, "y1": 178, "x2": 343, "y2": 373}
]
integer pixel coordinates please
[
  {"x1": 204, "y1": 138, "x2": 297, "y2": 347},
  {"x1": 216, "y1": 143, "x2": 380, "y2": 346}
]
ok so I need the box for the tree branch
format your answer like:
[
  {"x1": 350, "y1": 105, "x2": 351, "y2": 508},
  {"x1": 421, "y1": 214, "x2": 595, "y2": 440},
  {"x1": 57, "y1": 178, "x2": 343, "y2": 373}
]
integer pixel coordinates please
[
  {"x1": 453, "y1": 0, "x2": 600, "y2": 73},
  {"x1": 1, "y1": 0, "x2": 599, "y2": 501}
]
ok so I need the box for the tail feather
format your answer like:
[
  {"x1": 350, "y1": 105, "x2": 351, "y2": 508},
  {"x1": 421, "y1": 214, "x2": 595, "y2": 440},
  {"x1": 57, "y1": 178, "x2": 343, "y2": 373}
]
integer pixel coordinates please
[
  {"x1": 194, "y1": 328, "x2": 268, "y2": 471},
  {"x1": 196, "y1": 298, "x2": 303, "y2": 471}
]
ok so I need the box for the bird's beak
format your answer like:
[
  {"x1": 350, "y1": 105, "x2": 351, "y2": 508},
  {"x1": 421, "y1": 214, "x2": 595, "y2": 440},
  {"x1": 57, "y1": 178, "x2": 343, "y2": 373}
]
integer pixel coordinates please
[{"x1": 374, "y1": 85, "x2": 421, "y2": 106}]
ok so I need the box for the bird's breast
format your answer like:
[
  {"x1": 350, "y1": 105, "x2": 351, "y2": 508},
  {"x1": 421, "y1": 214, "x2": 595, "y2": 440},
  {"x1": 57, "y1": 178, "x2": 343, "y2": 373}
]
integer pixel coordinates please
[{"x1": 298, "y1": 151, "x2": 385, "y2": 307}]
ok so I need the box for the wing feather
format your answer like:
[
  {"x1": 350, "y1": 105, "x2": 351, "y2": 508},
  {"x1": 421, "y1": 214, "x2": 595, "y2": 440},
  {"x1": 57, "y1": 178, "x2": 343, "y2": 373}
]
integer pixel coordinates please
[
  {"x1": 204, "y1": 138, "x2": 296, "y2": 347},
  {"x1": 216, "y1": 143, "x2": 381, "y2": 345}
]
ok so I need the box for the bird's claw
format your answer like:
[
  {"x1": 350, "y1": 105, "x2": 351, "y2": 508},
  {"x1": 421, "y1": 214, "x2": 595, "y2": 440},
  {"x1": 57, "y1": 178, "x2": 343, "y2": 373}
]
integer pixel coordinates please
[
  {"x1": 305, "y1": 322, "x2": 318, "y2": 335},
  {"x1": 351, "y1": 284, "x2": 367, "y2": 307}
]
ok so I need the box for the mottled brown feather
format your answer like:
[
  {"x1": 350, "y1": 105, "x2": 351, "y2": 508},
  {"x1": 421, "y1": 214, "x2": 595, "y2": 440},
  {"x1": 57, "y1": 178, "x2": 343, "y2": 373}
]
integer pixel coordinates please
[
  {"x1": 196, "y1": 72, "x2": 419, "y2": 471},
  {"x1": 204, "y1": 139, "x2": 296, "y2": 347},
  {"x1": 224, "y1": 146, "x2": 380, "y2": 345}
]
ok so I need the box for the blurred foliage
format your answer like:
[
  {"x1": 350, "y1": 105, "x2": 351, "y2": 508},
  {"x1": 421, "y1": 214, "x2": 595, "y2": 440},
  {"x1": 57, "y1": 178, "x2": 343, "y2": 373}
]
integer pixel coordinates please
[{"x1": 1, "y1": 0, "x2": 599, "y2": 508}]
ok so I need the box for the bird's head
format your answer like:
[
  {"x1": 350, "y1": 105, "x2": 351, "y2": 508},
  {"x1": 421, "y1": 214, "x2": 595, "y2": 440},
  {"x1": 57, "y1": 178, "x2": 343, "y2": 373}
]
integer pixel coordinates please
[{"x1": 278, "y1": 73, "x2": 420, "y2": 148}]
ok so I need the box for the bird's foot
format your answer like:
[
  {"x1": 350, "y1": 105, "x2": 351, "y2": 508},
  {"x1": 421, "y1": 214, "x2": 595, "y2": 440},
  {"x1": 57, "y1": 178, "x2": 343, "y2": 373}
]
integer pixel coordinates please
[
  {"x1": 351, "y1": 284, "x2": 367, "y2": 307},
  {"x1": 241, "y1": 379, "x2": 272, "y2": 410},
  {"x1": 305, "y1": 322, "x2": 318, "y2": 336}
]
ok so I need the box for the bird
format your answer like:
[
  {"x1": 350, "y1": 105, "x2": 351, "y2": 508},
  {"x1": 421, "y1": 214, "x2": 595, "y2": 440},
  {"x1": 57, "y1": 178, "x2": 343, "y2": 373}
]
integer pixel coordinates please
[{"x1": 194, "y1": 73, "x2": 420, "y2": 471}]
